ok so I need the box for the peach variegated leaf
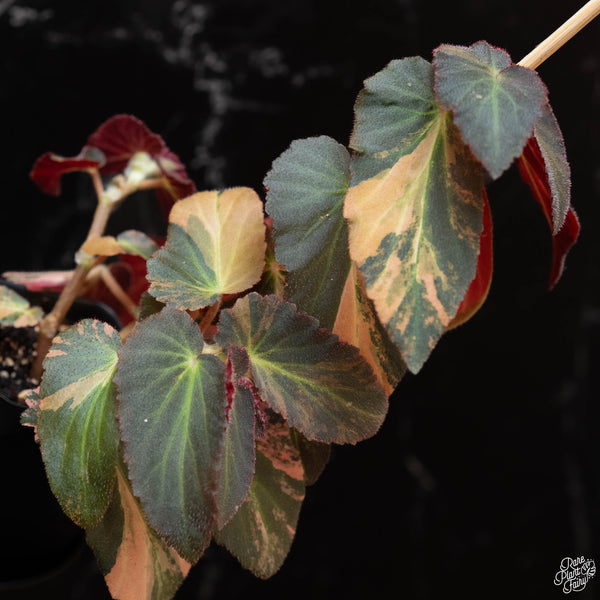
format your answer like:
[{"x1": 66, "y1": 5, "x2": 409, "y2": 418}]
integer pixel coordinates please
[
  {"x1": 87, "y1": 464, "x2": 191, "y2": 600},
  {"x1": 448, "y1": 189, "x2": 493, "y2": 329},
  {"x1": 333, "y1": 263, "x2": 405, "y2": 395},
  {"x1": 147, "y1": 189, "x2": 266, "y2": 310},
  {"x1": 518, "y1": 126, "x2": 579, "y2": 289},
  {"x1": 264, "y1": 135, "x2": 352, "y2": 330},
  {"x1": 37, "y1": 319, "x2": 121, "y2": 528},
  {"x1": 347, "y1": 56, "x2": 484, "y2": 373},
  {"x1": 82, "y1": 230, "x2": 158, "y2": 260},
  {"x1": 0, "y1": 285, "x2": 43, "y2": 327},
  {"x1": 115, "y1": 308, "x2": 228, "y2": 562},
  {"x1": 216, "y1": 293, "x2": 388, "y2": 444},
  {"x1": 217, "y1": 347, "x2": 256, "y2": 529},
  {"x1": 264, "y1": 136, "x2": 404, "y2": 394},
  {"x1": 433, "y1": 41, "x2": 547, "y2": 179},
  {"x1": 215, "y1": 415, "x2": 305, "y2": 579}
]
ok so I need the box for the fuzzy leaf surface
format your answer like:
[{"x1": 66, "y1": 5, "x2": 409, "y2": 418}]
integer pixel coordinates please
[
  {"x1": 147, "y1": 189, "x2": 266, "y2": 310},
  {"x1": 347, "y1": 57, "x2": 484, "y2": 373},
  {"x1": 216, "y1": 293, "x2": 388, "y2": 444},
  {"x1": 215, "y1": 416, "x2": 305, "y2": 579},
  {"x1": 265, "y1": 137, "x2": 404, "y2": 393},
  {"x1": 264, "y1": 136, "x2": 351, "y2": 330},
  {"x1": 38, "y1": 320, "x2": 121, "y2": 527},
  {"x1": 87, "y1": 465, "x2": 190, "y2": 600},
  {"x1": 518, "y1": 128, "x2": 579, "y2": 289},
  {"x1": 0, "y1": 285, "x2": 43, "y2": 326},
  {"x1": 433, "y1": 41, "x2": 547, "y2": 179},
  {"x1": 115, "y1": 308, "x2": 227, "y2": 562},
  {"x1": 217, "y1": 347, "x2": 256, "y2": 529}
]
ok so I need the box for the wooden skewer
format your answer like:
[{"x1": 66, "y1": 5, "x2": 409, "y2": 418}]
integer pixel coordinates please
[{"x1": 519, "y1": 0, "x2": 600, "y2": 69}]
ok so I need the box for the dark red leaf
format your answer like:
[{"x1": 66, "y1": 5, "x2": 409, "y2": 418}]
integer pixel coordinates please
[
  {"x1": 87, "y1": 114, "x2": 165, "y2": 174},
  {"x1": 30, "y1": 152, "x2": 101, "y2": 196},
  {"x1": 449, "y1": 188, "x2": 493, "y2": 329},
  {"x1": 518, "y1": 138, "x2": 580, "y2": 289}
]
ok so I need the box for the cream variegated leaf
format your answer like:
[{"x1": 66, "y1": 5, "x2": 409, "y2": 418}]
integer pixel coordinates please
[
  {"x1": 147, "y1": 188, "x2": 266, "y2": 310},
  {"x1": 347, "y1": 56, "x2": 484, "y2": 373}
]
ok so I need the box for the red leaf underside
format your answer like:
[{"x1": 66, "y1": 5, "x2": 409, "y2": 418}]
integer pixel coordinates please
[
  {"x1": 87, "y1": 114, "x2": 166, "y2": 174},
  {"x1": 518, "y1": 139, "x2": 580, "y2": 289},
  {"x1": 30, "y1": 153, "x2": 101, "y2": 196}
]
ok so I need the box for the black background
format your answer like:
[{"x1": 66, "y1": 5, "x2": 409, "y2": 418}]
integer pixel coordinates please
[{"x1": 1, "y1": 1, "x2": 599, "y2": 599}]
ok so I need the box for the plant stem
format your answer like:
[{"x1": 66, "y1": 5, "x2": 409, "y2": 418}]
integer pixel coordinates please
[
  {"x1": 30, "y1": 194, "x2": 115, "y2": 380},
  {"x1": 199, "y1": 298, "x2": 222, "y2": 336},
  {"x1": 518, "y1": 0, "x2": 600, "y2": 69}
]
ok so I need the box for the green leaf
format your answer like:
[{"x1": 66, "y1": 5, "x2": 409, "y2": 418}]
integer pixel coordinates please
[
  {"x1": 115, "y1": 307, "x2": 227, "y2": 562},
  {"x1": 216, "y1": 293, "x2": 388, "y2": 444},
  {"x1": 87, "y1": 464, "x2": 191, "y2": 600},
  {"x1": 38, "y1": 320, "x2": 121, "y2": 527},
  {"x1": 350, "y1": 56, "x2": 441, "y2": 183},
  {"x1": 264, "y1": 136, "x2": 352, "y2": 331},
  {"x1": 217, "y1": 347, "x2": 256, "y2": 529},
  {"x1": 147, "y1": 188, "x2": 266, "y2": 310},
  {"x1": 215, "y1": 415, "x2": 305, "y2": 579},
  {"x1": 433, "y1": 41, "x2": 547, "y2": 179},
  {"x1": 0, "y1": 285, "x2": 43, "y2": 327},
  {"x1": 81, "y1": 230, "x2": 158, "y2": 259},
  {"x1": 265, "y1": 138, "x2": 404, "y2": 394},
  {"x1": 530, "y1": 102, "x2": 571, "y2": 233},
  {"x1": 347, "y1": 57, "x2": 484, "y2": 373}
]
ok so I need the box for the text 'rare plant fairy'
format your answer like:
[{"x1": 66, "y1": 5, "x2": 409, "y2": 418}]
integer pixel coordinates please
[{"x1": 1, "y1": 1, "x2": 598, "y2": 598}]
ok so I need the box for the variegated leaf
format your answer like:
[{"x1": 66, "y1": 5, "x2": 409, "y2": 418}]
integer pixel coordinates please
[
  {"x1": 264, "y1": 137, "x2": 404, "y2": 393},
  {"x1": 38, "y1": 319, "x2": 121, "y2": 527},
  {"x1": 147, "y1": 188, "x2": 266, "y2": 310},
  {"x1": 115, "y1": 307, "x2": 228, "y2": 562},
  {"x1": 82, "y1": 230, "x2": 158, "y2": 259},
  {"x1": 215, "y1": 415, "x2": 305, "y2": 579},
  {"x1": 87, "y1": 465, "x2": 191, "y2": 600},
  {"x1": 216, "y1": 293, "x2": 388, "y2": 444},
  {"x1": 347, "y1": 57, "x2": 484, "y2": 373},
  {"x1": 0, "y1": 285, "x2": 43, "y2": 327}
]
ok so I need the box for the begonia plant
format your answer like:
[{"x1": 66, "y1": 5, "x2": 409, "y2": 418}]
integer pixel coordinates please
[{"x1": 0, "y1": 1, "x2": 598, "y2": 598}]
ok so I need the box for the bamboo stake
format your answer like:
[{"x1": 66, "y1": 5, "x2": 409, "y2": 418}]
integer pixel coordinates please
[{"x1": 519, "y1": 0, "x2": 600, "y2": 69}]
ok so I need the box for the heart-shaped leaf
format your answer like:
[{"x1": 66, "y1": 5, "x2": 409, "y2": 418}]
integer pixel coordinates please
[
  {"x1": 265, "y1": 136, "x2": 404, "y2": 394},
  {"x1": 433, "y1": 41, "x2": 547, "y2": 179},
  {"x1": 216, "y1": 293, "x2": 388, "y2": 444},
  {"x1": 347, "y1": 57, "x2": 484, "y2": 373},
  {"x1": 115, "y1": 307, "x2": 227, "y2": 562},
  {"x1": 147, "y1": 189, "x2": 266, "y2": 310},
  {"x1": 38, "y1": 319, "x2": 121, "y2": 527},
  {"x1": 215, "y1": 415, "x2": 305, "y2": 579},
  {"x1": 87, "y1": 464, "x2": 191, "y2": 600},
  {"x1": 264, "y1": 135, "x2": 352, "y2": 330}
]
